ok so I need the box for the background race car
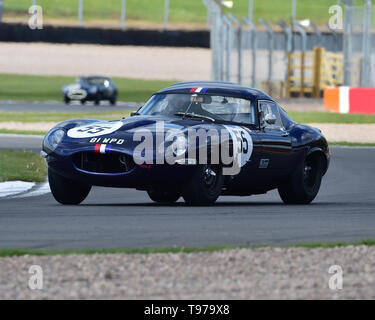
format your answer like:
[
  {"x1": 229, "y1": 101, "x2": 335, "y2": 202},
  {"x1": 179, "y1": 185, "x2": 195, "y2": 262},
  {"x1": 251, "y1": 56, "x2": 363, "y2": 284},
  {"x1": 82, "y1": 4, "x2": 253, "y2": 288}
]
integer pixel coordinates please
[{"x1": 62, "y1": 75, "x2": 118, "y2": 106}]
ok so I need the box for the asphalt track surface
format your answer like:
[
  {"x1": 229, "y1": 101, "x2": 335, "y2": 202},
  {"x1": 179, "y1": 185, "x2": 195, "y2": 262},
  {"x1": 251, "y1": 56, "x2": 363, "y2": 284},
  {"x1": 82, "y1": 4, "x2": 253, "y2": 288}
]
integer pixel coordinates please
[{"x1": 0, "y1": 132, "x2": 374, "y2": 249}]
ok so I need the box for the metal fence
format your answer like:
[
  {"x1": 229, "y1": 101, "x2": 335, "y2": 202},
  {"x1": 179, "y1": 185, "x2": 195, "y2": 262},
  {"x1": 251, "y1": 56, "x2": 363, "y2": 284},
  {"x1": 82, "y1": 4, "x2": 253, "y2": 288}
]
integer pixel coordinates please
[
  {"x1": 204, "y1": 0, "x2": 375, "y2": 90},
  {"x1": 343, "y1": 1, "x2": 373, "y2": 87}
]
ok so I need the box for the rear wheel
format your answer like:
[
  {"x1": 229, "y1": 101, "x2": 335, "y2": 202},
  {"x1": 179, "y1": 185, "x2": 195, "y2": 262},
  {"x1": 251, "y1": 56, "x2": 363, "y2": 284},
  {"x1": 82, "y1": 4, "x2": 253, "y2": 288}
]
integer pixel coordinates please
[
  {"x1": 147, "y1": 190, "x2": 180, "y2": 203},
  {"x1": 278, "y1": 154, "x2": 323, "y2": 204},
  {"x1": 182, "y1": 164, "x2": 223, "y2": 206},
  {"x1": 63, "y1": 96, "x2": 70, "y2": 104},
  {"x1": 48, "y1": 169, "x2": 91, "y2": 205},
  {"x1": 94, "y1": 100, "x2": 100, "y2": 106}
]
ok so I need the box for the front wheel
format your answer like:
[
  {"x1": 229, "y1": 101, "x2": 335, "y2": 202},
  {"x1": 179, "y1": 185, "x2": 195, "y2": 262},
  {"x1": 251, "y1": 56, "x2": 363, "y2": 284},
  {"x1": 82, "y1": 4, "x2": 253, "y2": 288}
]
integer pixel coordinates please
[
  {"x1": 48, "y1": 169, "x2": 91, "y2": 205},
  {"x1": 278, "y1": 154, "x2": 323, "y2": 204},
  {"x1": 147, "y1": 190, "x2": 180, "y2": 203},
  {"x1": 63, "y1": 96, "x2": 70, "y2": 104},
  {"x1": 182, "y1": 164, "x2": 223, "y2": 206}
]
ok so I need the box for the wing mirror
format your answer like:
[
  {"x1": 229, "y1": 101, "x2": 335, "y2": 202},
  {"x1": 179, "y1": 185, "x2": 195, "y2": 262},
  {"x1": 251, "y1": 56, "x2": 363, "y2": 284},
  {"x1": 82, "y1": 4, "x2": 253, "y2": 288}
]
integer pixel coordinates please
[
  {"x1": 130, "y1": 111, "x2": 140, "y2": 117},
  {"x1": 264, "y1": 113, "x2": 277, "y2": 125}
]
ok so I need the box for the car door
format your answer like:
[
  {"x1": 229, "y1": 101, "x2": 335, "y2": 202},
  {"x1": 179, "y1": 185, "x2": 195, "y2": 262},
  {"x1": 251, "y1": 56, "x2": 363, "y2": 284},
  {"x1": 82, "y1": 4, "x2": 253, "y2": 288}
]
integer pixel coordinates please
[
  {"x1": 222, "y1": 99, "x2": 264, "y2": 193},
  {"x1": 257, "y1": 100, "x2": 292, "y2": 180}
]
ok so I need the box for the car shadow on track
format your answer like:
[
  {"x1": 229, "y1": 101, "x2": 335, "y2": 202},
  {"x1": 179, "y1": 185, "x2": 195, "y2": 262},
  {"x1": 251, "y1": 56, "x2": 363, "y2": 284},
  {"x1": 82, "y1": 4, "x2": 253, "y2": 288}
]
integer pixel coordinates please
[{"x1": 77, "y1": 201, "x2": 353, "y2": 208}]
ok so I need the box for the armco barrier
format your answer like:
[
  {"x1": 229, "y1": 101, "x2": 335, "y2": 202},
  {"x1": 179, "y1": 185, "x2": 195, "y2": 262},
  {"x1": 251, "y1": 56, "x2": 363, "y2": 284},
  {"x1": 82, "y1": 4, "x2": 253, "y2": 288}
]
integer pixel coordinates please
[{"x1": 324, "y1": 87, "x2": 375, "y2": 114}]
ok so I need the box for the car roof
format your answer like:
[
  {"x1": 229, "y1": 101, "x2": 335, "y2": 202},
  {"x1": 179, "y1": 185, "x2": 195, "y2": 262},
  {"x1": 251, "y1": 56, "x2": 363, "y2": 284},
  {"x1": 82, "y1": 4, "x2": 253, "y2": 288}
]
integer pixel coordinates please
[
  {"x1": 157, "y1": 81, "x2": 273, "y2": 101},
  {"x1": 79, "y1": 76, "x2": 111, "y2": 80}
]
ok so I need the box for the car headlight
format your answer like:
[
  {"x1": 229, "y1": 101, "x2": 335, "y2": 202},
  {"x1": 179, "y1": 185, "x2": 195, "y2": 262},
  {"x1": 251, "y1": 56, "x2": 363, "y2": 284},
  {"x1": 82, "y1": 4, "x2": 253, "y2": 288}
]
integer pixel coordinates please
[
  {"x1": 43, "y1": 128, "x2": 65, "y2": 153},
  {"x1": 171, "y1": 135, "x2": 187, "y2": 157}
]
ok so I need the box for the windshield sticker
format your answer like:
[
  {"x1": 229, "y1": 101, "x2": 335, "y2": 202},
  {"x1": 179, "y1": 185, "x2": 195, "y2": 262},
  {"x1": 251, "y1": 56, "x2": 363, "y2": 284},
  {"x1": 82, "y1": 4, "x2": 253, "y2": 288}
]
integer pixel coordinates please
[{"x1": 190, "y1": 87, "x2": 208, "y2": 93}]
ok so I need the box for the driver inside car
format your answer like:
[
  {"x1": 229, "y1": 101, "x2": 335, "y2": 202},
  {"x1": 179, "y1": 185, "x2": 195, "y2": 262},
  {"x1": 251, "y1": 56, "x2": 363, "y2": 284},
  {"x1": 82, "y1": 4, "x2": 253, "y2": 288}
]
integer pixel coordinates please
[
  {"x1": 186, "y1": 95, "x2": 219, "y2": 120},
  {"x1": 159, "y1": 94, "x2": 190, "y2": 116}
]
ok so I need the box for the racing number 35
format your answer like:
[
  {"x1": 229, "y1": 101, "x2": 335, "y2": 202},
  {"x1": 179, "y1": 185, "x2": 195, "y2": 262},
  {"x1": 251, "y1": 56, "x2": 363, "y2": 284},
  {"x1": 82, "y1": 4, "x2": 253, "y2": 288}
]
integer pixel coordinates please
[
  {"x1": 240, "y1": 131, "x2": 248, "y2": 154},
  {"x1": 232, "y1": 129, "x2": 249, "y2": 154},
  {"x1": 76, "y1": 125, "x2": 112, "y2": 135}
]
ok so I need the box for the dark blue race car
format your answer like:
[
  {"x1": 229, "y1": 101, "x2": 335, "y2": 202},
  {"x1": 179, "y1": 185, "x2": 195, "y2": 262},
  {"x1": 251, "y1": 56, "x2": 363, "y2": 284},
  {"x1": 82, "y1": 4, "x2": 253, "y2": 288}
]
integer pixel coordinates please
[
  {"x1": 43, "y1": 82, "x2": 330, "y2": 206},
  {"x1": 62, "y1": 76, "x2": 118, "y2": 106}
]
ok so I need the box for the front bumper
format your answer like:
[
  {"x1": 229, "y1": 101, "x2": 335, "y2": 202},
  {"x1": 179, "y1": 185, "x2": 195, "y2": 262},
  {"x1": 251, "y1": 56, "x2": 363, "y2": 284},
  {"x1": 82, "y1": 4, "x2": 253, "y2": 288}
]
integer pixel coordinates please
[{"x1": 46, "y1": 148, "x2": 195, "y2": 189}]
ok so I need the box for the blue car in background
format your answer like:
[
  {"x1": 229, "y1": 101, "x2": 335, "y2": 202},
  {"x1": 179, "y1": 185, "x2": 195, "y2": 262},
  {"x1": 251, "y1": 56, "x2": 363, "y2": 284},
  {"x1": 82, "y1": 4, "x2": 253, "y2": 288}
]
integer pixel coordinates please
[{"x1": 62, "y1": 75, "x2": 118, "y2": 106}]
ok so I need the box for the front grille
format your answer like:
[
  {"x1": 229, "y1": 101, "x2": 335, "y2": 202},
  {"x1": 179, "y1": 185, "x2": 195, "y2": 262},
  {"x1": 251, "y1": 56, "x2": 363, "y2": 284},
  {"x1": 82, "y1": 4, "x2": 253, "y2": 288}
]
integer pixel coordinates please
[{"x1": 72, "y1": 151, "x2": 135, "y2": 173}]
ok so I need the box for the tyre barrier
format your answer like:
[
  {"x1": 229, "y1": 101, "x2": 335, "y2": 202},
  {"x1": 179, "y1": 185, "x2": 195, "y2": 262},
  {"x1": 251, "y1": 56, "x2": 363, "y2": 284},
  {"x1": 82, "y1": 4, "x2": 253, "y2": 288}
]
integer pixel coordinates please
[{"x1": 324, "y1": 86, "x2": 375, "y2": 114}]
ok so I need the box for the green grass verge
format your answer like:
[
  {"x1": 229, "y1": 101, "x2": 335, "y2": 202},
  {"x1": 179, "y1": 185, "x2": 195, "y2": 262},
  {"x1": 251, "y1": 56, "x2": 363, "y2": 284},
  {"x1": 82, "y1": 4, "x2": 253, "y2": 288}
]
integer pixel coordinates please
[
  {"x1": 0, "y1": 129, "x2": 47, "y2": 135},
  {"x1": 4, "y1": 0, "x2": 343, "y2": 26},
  {"x1": 288, "y1": 111, "x2": 375, "y2": 124},
  {"x1": 0, "y1": 245, "x2": 242, "y2": 258},
  {"x1": 292, "y1": 239, "x2": 375, "y2": 248},
  {"x1": 1, "y1": 239, "x2": 375, "y2": 258},
  {"x1": 0, "y1": 150, "x2": 47, "y2": 182},
  {"x1": 329, "y1": 141, "x2": 375, "y2": 147},
  {"x1": 0, "y1": 111, "x2": 129, "y2": 123},
  {"x1": 0, "y1": 74, "x2": 175, "y2": 102}
]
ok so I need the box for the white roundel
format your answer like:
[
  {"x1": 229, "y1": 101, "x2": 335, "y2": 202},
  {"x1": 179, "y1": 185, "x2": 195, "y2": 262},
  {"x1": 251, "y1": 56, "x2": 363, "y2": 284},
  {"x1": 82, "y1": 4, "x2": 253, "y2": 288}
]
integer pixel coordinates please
[
  {"x1": 224, "y1": 125, "x2": 253, "y2": 168},
  {"x1": 67, "y1": 121, "x2": 123, "y2": 138}
]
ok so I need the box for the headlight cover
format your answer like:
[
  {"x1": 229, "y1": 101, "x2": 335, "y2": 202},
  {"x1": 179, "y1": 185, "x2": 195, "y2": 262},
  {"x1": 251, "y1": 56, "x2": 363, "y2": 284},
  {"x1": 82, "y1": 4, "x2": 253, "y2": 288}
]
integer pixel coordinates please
[
  {"x1": 171, "y1": 135, "x2": 187, "y2": 157},
  {"x1": 43, "y1": 128, "x2": 65, "y2": 153}
]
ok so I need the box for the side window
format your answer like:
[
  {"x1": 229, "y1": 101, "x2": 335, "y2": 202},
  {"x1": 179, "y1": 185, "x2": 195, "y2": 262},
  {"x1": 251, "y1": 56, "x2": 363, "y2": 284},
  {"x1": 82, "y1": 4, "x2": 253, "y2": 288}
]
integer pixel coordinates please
[{"x1": 258, "y1": 101, "x2": 282, "y2": 129}]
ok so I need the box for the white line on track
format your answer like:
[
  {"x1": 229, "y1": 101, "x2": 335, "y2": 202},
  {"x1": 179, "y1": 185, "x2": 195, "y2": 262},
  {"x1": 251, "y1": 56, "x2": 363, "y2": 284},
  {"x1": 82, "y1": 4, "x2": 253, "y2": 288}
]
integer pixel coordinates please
[
  {"x1": 0, "y1": 181, "x2": 35, "y2": 198},
  {"x1": 14, "y1": 182, "x2": 51, "y2": 198},
  {"x1": 0, "y1": 181, "x2": 51, "y2": 199}
]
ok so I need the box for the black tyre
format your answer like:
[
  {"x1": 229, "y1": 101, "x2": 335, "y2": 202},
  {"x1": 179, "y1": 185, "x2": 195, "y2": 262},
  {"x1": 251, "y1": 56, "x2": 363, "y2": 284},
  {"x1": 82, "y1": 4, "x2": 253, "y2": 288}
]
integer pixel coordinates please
[
  {"x1": 64, "y1": 96, "x2": 70, "y2": 104},
  {"x1": 147, "y1": 190, "x2": 180, "y2": 203},
  {"x1": 80, "y1": 99, "x2": 86, "y2": 105},
  {"x1": 182, "y1": 164, "x2": 223, "y2": 206},
  {"x1": 109, "y1": 97, "x2": 117, "y2": 106},
  {"x1": 278, "y1": 154, "x2": 323, "y2": 204},
  {"x1": 94, "y1": 100, "x2": 100, "y2": 106},
  {"x1": 48, "y1": 169, "x2": 91, "y2": 205}
]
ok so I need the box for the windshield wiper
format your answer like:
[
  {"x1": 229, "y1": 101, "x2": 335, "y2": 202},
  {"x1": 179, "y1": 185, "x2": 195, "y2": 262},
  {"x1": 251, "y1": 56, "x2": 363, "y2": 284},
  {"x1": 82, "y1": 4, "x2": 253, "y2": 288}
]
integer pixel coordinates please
[{"x1": 174, "y1": 112, "x2": 215, "y2": 122}]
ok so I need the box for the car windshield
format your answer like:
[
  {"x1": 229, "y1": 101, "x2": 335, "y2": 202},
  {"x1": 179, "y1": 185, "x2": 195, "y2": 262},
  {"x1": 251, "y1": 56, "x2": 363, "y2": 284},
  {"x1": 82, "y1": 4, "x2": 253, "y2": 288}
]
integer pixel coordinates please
[{"x1": 138, "y1": 93, "x2": 256, "y2": 125}]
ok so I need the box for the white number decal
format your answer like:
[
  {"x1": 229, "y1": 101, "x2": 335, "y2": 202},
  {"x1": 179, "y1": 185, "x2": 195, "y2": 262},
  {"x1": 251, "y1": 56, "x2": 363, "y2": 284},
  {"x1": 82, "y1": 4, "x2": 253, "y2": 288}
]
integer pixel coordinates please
[
  {"x1": 67, "y1": 121, "x2": 123, "y2": 138},
  {"x1": 224, "y1": 125, "x2": 253, "y2": 168}
]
